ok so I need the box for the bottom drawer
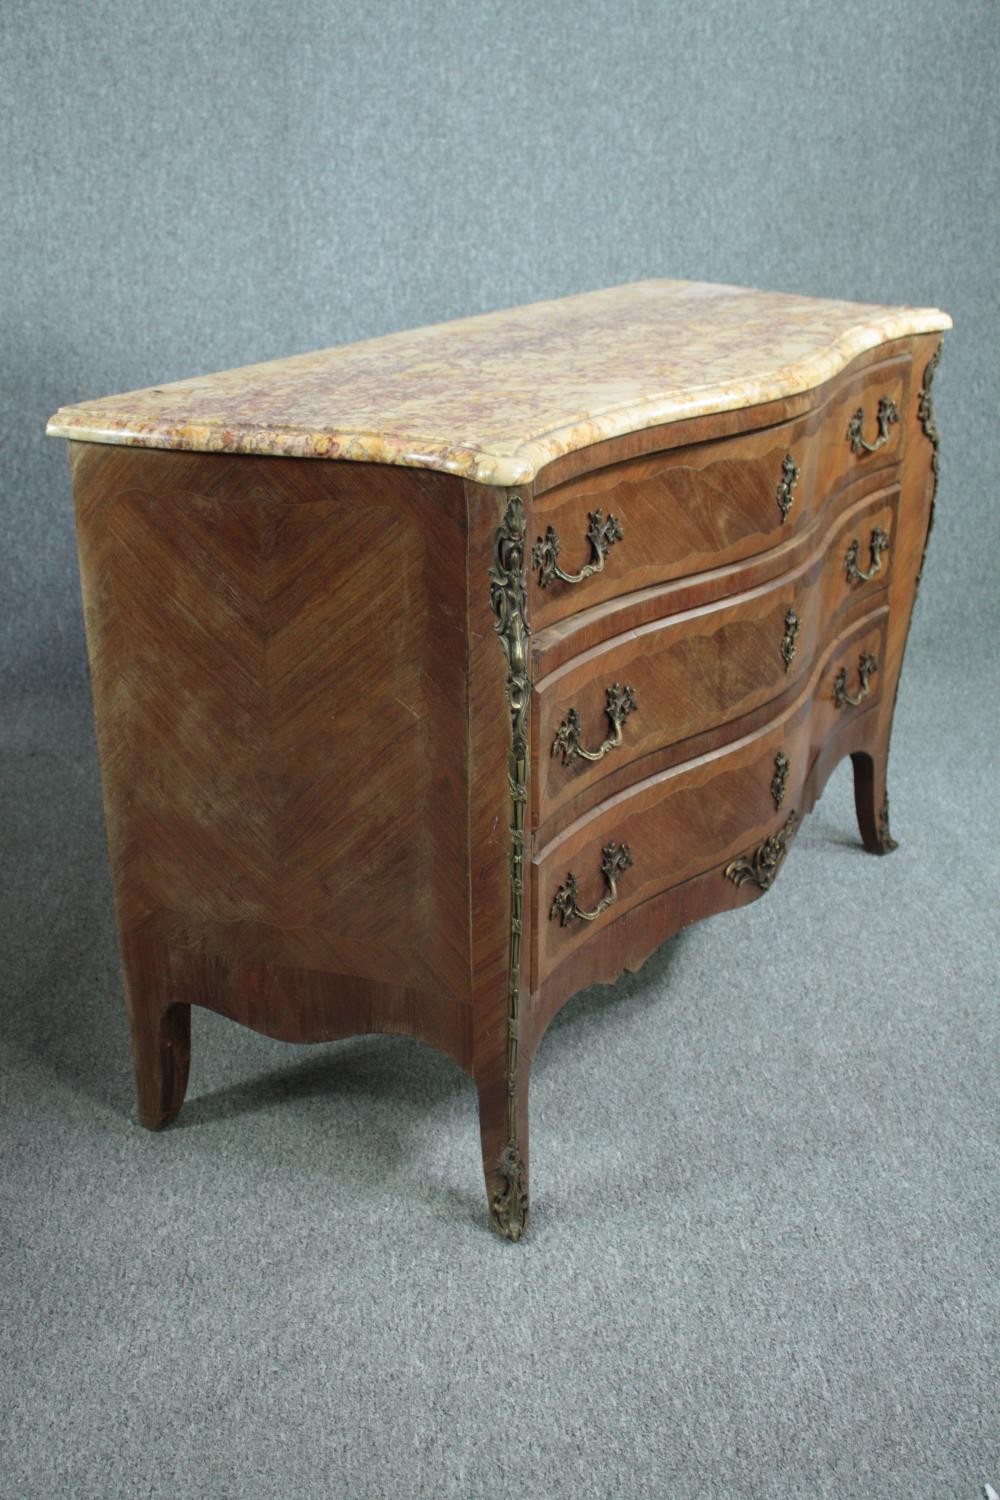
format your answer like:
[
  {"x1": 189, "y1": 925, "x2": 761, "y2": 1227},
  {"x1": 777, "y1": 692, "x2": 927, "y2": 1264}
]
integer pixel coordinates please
[{"x1": 530, "y1": 605, "x2": 887, "y2": 988}]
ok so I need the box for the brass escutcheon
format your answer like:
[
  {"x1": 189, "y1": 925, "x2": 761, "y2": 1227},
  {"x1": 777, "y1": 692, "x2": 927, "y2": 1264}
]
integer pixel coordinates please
[
  {"x1": 776, "y1": 452, "x2": 799, "y2": 523},
  {"x1": 780, "y1": 607, "x2": 800, "y2": 672},
  {"x1": 771, "y1": 750, "x2": 789, "y2": 811}
]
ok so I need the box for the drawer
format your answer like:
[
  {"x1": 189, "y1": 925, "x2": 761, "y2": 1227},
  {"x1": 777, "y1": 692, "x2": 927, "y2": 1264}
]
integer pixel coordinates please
[
  {"x1": 529, "y1": 354, "x2": 908, "y2": 630},
  {"x1": 530, "y1": 607, "x2": 888, "y2": 988},
  {"x1": 533, "y1": 484, "x2": 897, "y2": 827}
]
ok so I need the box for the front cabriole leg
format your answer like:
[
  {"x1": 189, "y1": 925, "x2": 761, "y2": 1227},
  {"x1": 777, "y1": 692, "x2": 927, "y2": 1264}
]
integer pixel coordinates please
[
  {"x1": 121, "y1": 931, "x2": 191, "y2": 1128},
  {"x1": 851, "y1": 737, "x2": 899, "y2": 856}
]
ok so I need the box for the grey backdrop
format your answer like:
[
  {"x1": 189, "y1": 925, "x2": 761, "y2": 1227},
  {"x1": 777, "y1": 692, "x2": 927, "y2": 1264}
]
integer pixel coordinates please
[
  {"x1": 2, "y1": 3, "x2": 998, "y2": 1499},
  {"x1": 4, "y1": 0, "x2": 999, "y2": 683}
]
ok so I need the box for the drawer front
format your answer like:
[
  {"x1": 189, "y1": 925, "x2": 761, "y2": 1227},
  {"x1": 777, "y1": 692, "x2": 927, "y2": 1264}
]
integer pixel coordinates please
[
  {"x1": 531, "y1": 608, "x2": 887, "y2": 988},
  {"x1": 529, "y1": 355, "x2": 908, "y2": 630},
  {"x1": 533, "y1": 486, "x2": 897, "y2": 826}
]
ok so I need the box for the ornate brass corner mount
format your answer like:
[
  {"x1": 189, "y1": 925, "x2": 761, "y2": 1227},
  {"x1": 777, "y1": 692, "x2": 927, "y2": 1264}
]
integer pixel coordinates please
[
  {"x1": 489, "y1": 494, "x2": 530, "y2": 757},
  {"x1": 490, "y1": 1141, "x2": 528, "y2": 1242},
  {"x1": 776, "y1": 452, "x2": 799, "y2": 523},
  {"x1": 878, "y1": 795, "x2": 899, "y2": 853},
  {"x1": 551, "y1": 841, "x2": 633, "y2": 926},
  {"x1": 844, "y1": 527, "x2": 890, "y2": 585},
  {"x1": 771, "y1": 750, "x2": 789, "y2": 810},
  {"x1": 532, "y1": 508, "x2": 623, "y2": 588},
  {"x1": 780, "y1": 607, "x2": 800, "y2": 672},
  {"x1": 847, "y1": 396, "x2": 900, "y2": 456},
  {"x1": 834, "y1": 650, "x2": 878, "y2": 709},
  {"x1": 917, "y1": 342, "x2": 942, "y2": 479},
  {"x1": 725, "y1": 811, "x2": 799, "y2": 892},
  {"x1": 916, "y1": 341, "x2": 944, "y2": 592},
  {"x1": 552, "y1": 682, "x2": 637, "y2": 766},
  {"x1": 489, "y1": 492, "x2": 531, "y2": 1229}
]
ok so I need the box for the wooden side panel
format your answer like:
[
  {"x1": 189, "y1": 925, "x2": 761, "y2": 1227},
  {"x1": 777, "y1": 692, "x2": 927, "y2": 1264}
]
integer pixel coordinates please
[{"x1": 71, "y1": 444, "x2": 474, "y2": 1069}]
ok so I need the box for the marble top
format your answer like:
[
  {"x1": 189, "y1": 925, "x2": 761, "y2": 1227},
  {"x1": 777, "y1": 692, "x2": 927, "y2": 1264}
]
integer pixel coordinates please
[{"x1": 46, "y1": 279, "x2": 950, "y2": 487}]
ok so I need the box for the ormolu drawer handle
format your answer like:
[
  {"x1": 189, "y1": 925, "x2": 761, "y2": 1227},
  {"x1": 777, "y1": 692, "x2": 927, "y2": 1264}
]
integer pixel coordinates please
[
  {"x1": 780, "y1": 606, "x2": 800, "y2": 672},
  {"x1": 552, "y1": 682, "x2": 637, "y2": 766},
  {"x1": 532, "y1": 508, "x2": 623, "y2": 588},
  {"x1": 834, "y1": 651, "x2": 878, "y2": 709},
  {"x1": 844, "y1": 527, "x2": 889, "y2": 584},
  {"x1": 847, "y1": 397, "x2": 900, "y2": 456},
  {"x1": 550, "y1": 842, "x2": 633, "y2": 926}
]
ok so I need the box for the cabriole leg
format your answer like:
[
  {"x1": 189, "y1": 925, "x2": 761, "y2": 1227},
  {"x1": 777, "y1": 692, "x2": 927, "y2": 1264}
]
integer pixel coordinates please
[
  {"x1": 126, "y1": 989, "x2": 191, "y2": 1130},
  {"x1": 121, "y1": 948, "x2": 191, "y2": 1128},
  {"x1": 118, "y1": 930, "x2": 191, "y2": 1128},
  {"x1": 851, "y1": 734, "x2": 899, "y2": 856}
]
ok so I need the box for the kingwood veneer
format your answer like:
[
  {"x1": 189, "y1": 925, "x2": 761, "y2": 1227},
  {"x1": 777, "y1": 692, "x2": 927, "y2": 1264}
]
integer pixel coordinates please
[{"x1": 47, "y1": 279, "x2": 950, "y2": 1239}]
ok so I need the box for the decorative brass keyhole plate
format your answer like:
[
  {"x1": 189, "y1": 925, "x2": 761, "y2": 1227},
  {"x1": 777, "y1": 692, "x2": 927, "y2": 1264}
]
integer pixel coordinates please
[
  {"x1": 776, "y1": 452, "x2": 799, "y2": 523},
  {"x1": 780, "y1": 607, "x2": 800, "y2": 672},
  {"x1": 771, "y1": 750, "x2": 789, "y2": 810}
]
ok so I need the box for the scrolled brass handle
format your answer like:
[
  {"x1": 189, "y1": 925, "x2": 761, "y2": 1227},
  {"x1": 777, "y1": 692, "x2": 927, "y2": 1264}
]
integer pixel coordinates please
[
  {"x1": 532, "y1": 508, "x2": 623, "y2": 589},
  {"x1": 834, "y1": 651, "x2": 878, "y2": 709},
  {"x1": 552, "y1": 682, "x2": 637, "y2": 766},
  {"x1": 847, "y1": 397, "x2": 900, "y2": 456},
  {"x1": 550, "y1": 841, "x2": 633, "y2": 926},
  {"x1": 844, "y1": 527, "x2": 890, "y2": 584}
]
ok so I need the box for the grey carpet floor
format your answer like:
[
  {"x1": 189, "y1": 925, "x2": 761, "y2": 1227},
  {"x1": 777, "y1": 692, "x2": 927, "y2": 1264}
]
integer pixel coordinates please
[{"x1": 1, "y1": 623, "x2": 997, "y2": 1500}]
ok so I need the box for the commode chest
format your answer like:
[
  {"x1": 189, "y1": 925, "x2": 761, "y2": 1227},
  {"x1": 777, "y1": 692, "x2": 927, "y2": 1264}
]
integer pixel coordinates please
[{"x1": 47, "y1": 279, "x2": 950, "y2": 1239}]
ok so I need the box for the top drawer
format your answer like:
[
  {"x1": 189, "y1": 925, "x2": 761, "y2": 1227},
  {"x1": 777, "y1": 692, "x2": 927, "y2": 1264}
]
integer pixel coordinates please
[{"x1": 528, "y1": 353, "x2": 909, "y2": 630}]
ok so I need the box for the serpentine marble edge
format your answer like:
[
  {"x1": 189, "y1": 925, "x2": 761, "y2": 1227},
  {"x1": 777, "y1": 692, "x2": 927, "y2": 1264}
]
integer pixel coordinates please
[{"x1": 46, "y1": 279, "x2": 951, "y2": 486}]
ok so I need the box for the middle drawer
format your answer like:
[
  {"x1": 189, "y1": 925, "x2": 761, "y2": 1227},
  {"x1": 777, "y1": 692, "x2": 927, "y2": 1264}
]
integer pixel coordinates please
[{"x1": 532, "y1": 482, "x2": 897, "y2": 827}]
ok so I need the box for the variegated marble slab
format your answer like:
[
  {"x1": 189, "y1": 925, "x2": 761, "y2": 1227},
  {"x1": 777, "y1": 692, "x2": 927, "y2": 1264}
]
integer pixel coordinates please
[{"x1": 47, "y1": 279, "x2": 951, "y2": 486}]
